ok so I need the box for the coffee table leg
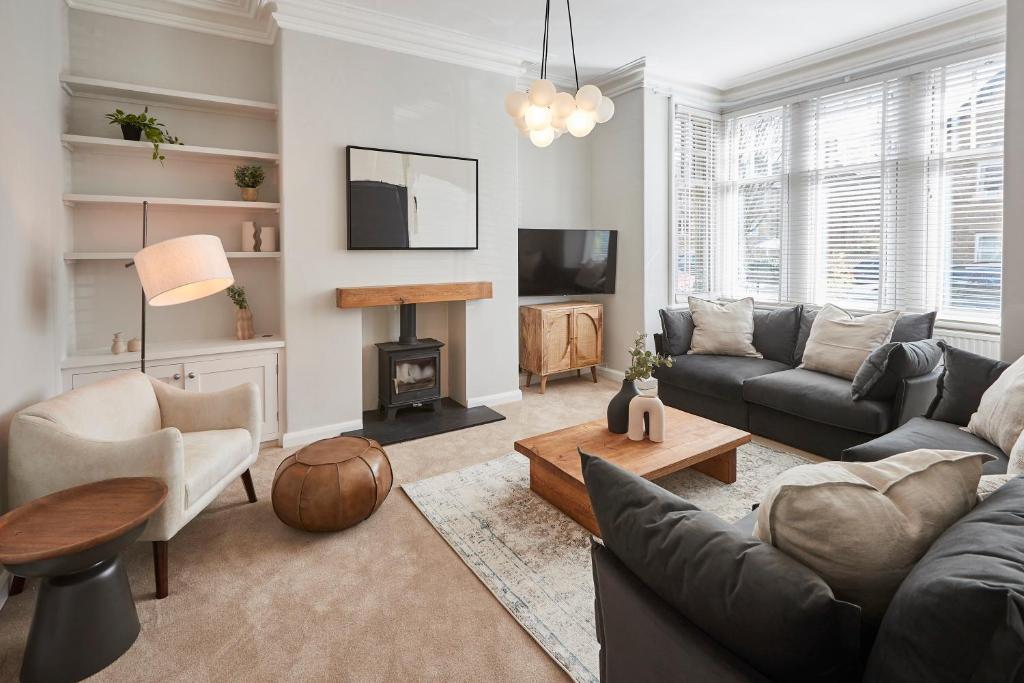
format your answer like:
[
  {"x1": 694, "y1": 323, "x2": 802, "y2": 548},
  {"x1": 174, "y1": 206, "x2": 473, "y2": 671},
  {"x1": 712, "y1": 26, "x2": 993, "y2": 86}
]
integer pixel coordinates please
[
  {"x1": 691, "y1": 448, "x2": 737, "y2": 484},
  {"x1": 20, "y1": 554, "x2": 140, "y2": 683},
  {"x1": 528, "y1": 458, "x2": 601, "y2": 536}
]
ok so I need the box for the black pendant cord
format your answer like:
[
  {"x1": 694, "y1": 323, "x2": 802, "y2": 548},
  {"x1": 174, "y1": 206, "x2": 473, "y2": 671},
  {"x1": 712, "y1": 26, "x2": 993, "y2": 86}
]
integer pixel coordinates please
[
  {"x1": 566, "y1": 0, "x2": 579, "y2": 91},
  {"x1": 540, "y1": 0, "x2": 551, "y2": 79}
]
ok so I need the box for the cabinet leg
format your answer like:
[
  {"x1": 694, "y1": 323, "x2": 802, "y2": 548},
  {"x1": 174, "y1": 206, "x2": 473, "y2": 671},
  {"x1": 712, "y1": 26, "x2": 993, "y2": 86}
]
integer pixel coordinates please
[
  {"x1": 591, "y1": 366, "x2": 598, "y2": 383},
  {"x1": 539, "y1": 375, "x2": 548, "y2": 394},
  {"x1": 524, "y1": 372, "x2": 532, "y2": 388},
  {"x1": 577, "y1": 368, "x2": 581, "y2": 377}
]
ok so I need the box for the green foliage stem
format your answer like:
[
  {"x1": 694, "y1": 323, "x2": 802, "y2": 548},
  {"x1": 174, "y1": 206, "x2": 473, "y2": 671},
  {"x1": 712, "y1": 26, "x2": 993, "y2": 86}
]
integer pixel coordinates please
[{"x1": 624, "y1": 331, "x2": 673, "y2": 382}]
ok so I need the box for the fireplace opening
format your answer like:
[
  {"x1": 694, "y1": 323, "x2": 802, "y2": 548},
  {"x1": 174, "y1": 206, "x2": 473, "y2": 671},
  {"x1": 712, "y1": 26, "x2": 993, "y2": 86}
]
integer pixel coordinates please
[{"x1": 376, "y1": 303, "x2": 443, "y2": 420}]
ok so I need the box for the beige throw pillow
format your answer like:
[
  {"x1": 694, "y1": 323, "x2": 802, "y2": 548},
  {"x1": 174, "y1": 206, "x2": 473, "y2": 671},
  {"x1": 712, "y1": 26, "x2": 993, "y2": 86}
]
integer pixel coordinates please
[
  {"x1": 687, "y1": 297, "x2": 761, "y2": 358},
  {"x1": 966, "y1": 354, "x2": 1024, "y2": 455},
  {"x1": 799, "y1": 304, "x2": 899, "y2": 380},
  {"x1": 754, "y1": 449, "x2": 990, "y2": 623}
]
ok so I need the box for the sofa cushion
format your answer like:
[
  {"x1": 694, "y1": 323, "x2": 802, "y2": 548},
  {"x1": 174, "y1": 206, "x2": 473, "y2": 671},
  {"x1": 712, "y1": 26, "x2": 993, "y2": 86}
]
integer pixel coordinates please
[
  {"x1": 794, "y1": 306, "x2": 819, "y2": 364},
  {"x1": 966, "y1": 354, "x2": 1024, "y2": 454},
  {"x1": 182, "y1": 428, "x2": 251, "y2": 507},
  {"x1": 753, "y1": 305, "x2": 802, "y2": 364},
  {"x1": 659, "y1": 309, "x2": 694, "y2": 357},
  {"x1": 743, "y1": 368, "x2": 891, "y2": 435},
  {"x1": 656, "y1": 355, "x2": 790, "y2": 402},
  {"x1": 799, "y1": 304, "x2": 899, "y2": 380},
  {"x1": 843, "y1": 416, "x2": 1008, "y2": 474},
  {"x1": 581, "y1": 452, "x2": 862, "y2": 683},
  {"x1": 864, "y1": 476, "x2": 1024, "y2": 683},
  {"x1": 851, "y1": 339, "x2": 942, "y2": 401},
  {"x1": 754, "y1": 449, "x2": 989, "y2": 626},
  {"x1": 891, "y1": 311, "x2": 937, "y2": 342},
  {"x1": 928, "y1": 341, "x2": 1010, "y2": 426}
]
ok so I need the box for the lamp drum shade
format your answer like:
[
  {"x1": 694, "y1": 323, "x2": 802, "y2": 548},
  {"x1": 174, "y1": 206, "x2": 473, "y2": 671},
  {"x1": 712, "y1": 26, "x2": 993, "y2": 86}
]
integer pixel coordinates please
[{"x1": 134, "y1": 235, "x2": 234, "y2": 306}]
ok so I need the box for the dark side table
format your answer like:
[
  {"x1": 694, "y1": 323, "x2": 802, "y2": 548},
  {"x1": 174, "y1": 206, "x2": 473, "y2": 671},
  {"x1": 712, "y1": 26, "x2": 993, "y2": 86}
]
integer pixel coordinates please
[{"x1": 0, "y1": 477, "x2": 167, "y2": 683}]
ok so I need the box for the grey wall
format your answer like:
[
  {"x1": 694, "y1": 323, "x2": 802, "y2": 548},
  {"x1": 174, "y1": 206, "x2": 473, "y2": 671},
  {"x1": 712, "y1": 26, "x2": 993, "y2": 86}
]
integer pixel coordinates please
[
  {"x1": 0, "y1": 0, "x2": 68, "y2": 504},
  {"x1": 277, "y1": 30, "x2": 520, "y2": 438},
  {"x1": 1002, "y1": 3, "x2": 1023, "y2": 361}
]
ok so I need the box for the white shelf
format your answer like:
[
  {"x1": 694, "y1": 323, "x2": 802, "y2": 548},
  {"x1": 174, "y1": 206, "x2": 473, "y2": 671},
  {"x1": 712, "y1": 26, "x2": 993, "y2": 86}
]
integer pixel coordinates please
[
  {"x1": 61, "y1": 134, "x2": 279, "y2": 164},
  {"x1": 62, "y1": 336, "x2": 286, "y2": 369},
  {"x1": 60, "y1": 74, "x2": 278, "y2": 120},
  {"x1": 64, "y1": 251, "x2": 280, "y2": 262},
  {"x1": 62, "y1": 194, "x2": 280, "y2": 211}
]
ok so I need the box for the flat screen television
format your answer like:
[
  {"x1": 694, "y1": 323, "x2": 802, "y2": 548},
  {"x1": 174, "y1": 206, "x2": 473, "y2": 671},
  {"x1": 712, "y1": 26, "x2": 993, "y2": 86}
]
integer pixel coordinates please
[{"x1": 518, "y1": 229, "x2": 618, "y2": 296}]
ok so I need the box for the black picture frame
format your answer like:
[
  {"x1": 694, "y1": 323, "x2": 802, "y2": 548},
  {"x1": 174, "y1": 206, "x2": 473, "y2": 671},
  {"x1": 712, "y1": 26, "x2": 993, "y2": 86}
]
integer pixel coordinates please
[{"x1": 346, "y1": 145, "x2": 479, "y2": 250}]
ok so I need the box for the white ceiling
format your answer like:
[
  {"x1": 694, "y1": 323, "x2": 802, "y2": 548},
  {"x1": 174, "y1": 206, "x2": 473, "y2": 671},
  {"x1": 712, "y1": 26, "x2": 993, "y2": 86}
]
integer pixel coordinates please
[{"x1": 338, "y1": 0, "x2": 994, "y2": 87}]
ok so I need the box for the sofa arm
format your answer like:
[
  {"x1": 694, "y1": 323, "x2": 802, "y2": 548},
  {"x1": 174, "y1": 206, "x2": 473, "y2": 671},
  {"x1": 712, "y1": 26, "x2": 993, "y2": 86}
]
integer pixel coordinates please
[
  {"x1": 893, "y1": 368, "x2": 942, "y2": 427},
  {"x1": 591, "y1": 539, "x2": 770, "y2": 683},
  {"x1": 151, "y1": 379, "x2": 261, "y2": 452},
  {"x1": 8, "y1": 415, "x2": 186, "y2": 538}
]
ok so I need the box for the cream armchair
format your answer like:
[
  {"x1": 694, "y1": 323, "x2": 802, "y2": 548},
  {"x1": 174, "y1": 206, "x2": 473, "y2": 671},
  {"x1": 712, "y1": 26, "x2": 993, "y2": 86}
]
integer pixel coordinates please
[{"x1": 8, "y1": 371, "x2": 261, "y2": 598}]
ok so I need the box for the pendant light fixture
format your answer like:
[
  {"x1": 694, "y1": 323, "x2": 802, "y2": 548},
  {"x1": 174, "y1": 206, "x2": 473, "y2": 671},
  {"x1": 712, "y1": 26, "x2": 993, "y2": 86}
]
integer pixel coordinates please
[{"x1": 504, "y1": 0, "x2": 614, "y2": 147}]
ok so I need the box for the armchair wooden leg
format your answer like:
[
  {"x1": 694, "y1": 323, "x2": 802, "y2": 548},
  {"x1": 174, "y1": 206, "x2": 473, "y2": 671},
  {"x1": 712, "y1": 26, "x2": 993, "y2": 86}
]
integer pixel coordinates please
[
  {"x1": 9, "y1": 576, "x2": 25, "y2": 596},
  {"x1": 153, "y1": 541, "x2": 168, "y2": 599},
  {"x1": 241, "y1": 469, "x2": 257, "y2": 503}
]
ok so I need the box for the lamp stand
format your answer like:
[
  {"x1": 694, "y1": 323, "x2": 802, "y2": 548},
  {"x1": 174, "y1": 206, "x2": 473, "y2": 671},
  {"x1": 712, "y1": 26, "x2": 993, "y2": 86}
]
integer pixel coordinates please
[{"x1": 126, "y1": 200, "x2": 149, "y2": 374}]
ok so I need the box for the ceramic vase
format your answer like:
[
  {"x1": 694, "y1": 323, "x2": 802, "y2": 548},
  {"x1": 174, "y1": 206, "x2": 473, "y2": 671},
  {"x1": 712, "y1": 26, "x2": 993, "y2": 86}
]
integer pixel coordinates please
[
  {"x1": 628, "y1": 395, "x2": 666, "y2": 442},
  {"x1": 241, "y1": 187, "x2": 259, "y2": 202},
  {"x1": 127, "y1": 337, "x2": 142, "y2": 352},
  {"x1": 257, "y1": 226, "x2": 277, "y2": 252},
  {"x1": 607, "y1": 379, "x2": 639, "y2": 434},
  {"x1": 241, "y1": 221, "x2": 257, "y2": 252},
  {"x1": 110, "y1": 332, "x2": 126, "y2": 355},
  {"x1": 235, "y1": 308, "x2": 254, "y2": 340}
]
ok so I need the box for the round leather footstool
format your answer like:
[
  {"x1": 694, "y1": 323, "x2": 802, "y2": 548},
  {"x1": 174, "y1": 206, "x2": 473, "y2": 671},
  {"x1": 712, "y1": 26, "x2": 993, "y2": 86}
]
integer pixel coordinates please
[{"x1": 272, "y1": 436, "x2": 393, "y2": 531}]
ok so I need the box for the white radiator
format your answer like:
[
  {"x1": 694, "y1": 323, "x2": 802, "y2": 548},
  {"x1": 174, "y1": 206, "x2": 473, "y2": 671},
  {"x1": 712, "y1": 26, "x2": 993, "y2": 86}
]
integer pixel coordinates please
[{"x1": 934, "y1": 328, "x2": 1001, "y2": 359}]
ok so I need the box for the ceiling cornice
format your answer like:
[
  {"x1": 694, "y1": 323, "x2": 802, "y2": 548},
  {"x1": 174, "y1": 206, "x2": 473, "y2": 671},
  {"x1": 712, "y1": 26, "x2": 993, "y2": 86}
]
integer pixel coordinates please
[
  {"x1": 593, "y1": 58, "x2": 722, "y2": 111},
  {"x1": 271, "y1": 0, "x2": 533, "y2": 77},
  {"x1": 65, "y1": 0, "x2": 278, "y2": 44}
]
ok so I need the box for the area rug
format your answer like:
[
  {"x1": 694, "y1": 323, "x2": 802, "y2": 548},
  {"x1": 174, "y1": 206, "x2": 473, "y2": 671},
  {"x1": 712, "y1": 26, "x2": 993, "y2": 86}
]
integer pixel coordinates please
[{"x1": 403, "y1": 442, "x2": 815, "y2": 683}]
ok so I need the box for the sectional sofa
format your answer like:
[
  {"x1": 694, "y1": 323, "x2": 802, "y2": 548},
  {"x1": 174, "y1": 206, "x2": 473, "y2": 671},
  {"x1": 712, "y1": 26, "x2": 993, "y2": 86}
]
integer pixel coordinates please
[{"x1": 653, "y1": 305, "x2": 940, "y2": 458}]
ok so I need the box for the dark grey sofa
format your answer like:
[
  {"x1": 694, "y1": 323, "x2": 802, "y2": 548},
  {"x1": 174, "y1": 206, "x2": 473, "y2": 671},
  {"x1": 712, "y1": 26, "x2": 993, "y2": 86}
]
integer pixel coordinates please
[
  {"x1": 653, "y1": 305, "x2": 940, "y2": 458},
  {"x1": 584, "y1": 453, "x2": 1024, "y2": 683},
  {"x1": 844, "y1": 341, "x2": 1010, "y2": 475}
]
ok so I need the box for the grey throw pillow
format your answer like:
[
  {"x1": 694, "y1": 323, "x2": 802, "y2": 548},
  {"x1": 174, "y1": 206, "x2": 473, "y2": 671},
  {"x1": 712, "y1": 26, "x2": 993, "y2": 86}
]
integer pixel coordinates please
[
  {"x1": 753, "y1": 305, "x2": 803, "y2": 365},
  {"x1": 581, "y1": 451, "x2": 862, "y2": 682},
  {"x1": 891, "y1": 311, "x2": 937, "y2": 342},
  {"x1": 794, "y1": 305, "x2": 820, "y2": 364},
  {"x1": 851, "y1": 339, "x2": 942, "y2": 400},
  {"x1": 929, "y1": 341, "x2": 1010, "y2": 426},
  {"x1": 658, "y1": 309, "x2": 694, "y2": 356}
]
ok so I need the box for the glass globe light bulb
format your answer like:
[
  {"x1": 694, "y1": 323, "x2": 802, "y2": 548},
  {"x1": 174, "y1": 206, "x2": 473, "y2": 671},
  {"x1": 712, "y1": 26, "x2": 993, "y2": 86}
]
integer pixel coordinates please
[
  {"x1": 504, "y1": 91, "x2": 530, "y2": 118},
  {"x1": 525, "y1": 105, "x2": 553, "y2": 131},
  {"x1": 575, "y1": 84, "x2": 603, "y2": 112},
  {"x1": 528, "y1": 79, "x2": 557, "y2": 106},
  {"x1": 566, "y1": 108, "x2": 596, "y2": 137},
  {"x1": 594, "y1": 96, "x2": 615, "y2": 124},
  {"x1": 529, "y1": 127, "x2": 555, "y2": 148}
]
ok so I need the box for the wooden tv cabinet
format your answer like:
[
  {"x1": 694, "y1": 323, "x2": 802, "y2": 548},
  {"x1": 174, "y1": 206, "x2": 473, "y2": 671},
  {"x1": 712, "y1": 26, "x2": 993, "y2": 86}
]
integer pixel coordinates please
[{"x1": 519, "y1": 302, "x2": 603, "y2": 393}]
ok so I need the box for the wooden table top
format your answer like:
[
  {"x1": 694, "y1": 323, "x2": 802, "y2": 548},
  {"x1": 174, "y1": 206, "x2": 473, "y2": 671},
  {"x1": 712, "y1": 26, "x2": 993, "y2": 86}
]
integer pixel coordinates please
[
  {"x1": 0, "y1": 478, "x2": 168, "y2": 565},
  {"x1": 514, "y1": 407, "x2": 751, "y2": 484}
]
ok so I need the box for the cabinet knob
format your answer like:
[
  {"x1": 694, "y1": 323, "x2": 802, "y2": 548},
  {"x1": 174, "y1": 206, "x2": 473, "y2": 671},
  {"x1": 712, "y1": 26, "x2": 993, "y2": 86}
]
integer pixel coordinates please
[
  {"x1": 173, "y1": 373, "x2": 182, "y2": 380},
  {"x1": 187, "y1": 372, "x2": 196, "y2": 379}
]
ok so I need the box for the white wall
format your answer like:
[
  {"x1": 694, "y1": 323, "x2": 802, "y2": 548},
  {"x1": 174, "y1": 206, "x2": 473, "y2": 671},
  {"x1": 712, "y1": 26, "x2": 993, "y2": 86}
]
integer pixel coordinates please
[
  {"x1": 1002, "y1": 4, "x2": 1023, "y2": 361},
  {"x1": 642, "y1": 90, "x2": 672, "y2": 333},
  {"x1": 278, "y1": 30, "x2": 520, "y2": 437},
  {"x1": 588, "y1": 89, "x2": 646, "y2": 371}
]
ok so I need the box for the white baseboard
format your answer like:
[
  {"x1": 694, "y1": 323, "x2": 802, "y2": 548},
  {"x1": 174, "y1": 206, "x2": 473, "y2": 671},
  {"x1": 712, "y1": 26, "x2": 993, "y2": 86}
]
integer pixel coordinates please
[
  {"x1": 280, "y1": 419, "x2": 363, "y2": 448},
  {"x1": 466, "y1": 389, "x2": 523, "y2": 408},
  {"x1": 597, "y1": 366, "x2": 625, "y2": 381}
]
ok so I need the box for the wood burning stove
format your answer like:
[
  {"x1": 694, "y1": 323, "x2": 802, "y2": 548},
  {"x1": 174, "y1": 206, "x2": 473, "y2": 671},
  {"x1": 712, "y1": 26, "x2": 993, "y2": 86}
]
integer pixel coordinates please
[{"x1": 376, "y1": 303, "x2": 443, "y2": 420}]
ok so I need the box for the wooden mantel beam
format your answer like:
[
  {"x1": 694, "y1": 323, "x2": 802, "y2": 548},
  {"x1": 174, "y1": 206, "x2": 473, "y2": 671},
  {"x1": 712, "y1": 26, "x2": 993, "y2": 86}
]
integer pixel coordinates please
[{"x1": 336, "y1": 281, "x2": 493, "y2": 309}]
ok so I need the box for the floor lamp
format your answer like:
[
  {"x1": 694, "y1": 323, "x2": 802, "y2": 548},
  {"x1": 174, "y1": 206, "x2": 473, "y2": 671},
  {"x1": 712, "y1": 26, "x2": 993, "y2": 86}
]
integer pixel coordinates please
[{"x1": 128, "y1": 203, "x2": 235, "y2": 373}]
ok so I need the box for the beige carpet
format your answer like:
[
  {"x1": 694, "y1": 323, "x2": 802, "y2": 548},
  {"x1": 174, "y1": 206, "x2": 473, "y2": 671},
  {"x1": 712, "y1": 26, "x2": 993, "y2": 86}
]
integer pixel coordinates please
[{"x1": 0, "y1": 376, "x2": 818, "y2": 681}]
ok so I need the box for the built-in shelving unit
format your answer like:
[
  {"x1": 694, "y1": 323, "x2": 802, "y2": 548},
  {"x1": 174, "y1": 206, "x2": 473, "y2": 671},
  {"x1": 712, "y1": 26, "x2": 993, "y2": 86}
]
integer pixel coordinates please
[
  {"x1": 60, "y1": 74, "x2": 278, "y2": 119},
  {"x1": 61, "y1": 335, "x2": 286, "y2": 369},
  {"x1": 62, "y1": 194, "x2": 280, "y2": 211},
  {"x1": 64, "y1": 252, "x2": 280, "y2": 262},
  {"x1": 61, "y1": 134, "x2": 279, "y2": 163}
]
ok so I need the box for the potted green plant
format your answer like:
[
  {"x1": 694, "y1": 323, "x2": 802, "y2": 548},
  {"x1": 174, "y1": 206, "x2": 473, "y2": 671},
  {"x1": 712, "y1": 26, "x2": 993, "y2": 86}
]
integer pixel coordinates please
[
  {"x1": 607, "y1": 332, "x2": 672, "y2": 433},
  {"x1": 104, "y1": 107, "x2": 183, "y2": 163},
  {"x1": 226, "y1": 285, "x2": 254, "y2": 340},
  {"x1": 234, "y1": 165, "x2": 266, "y2": 201}
]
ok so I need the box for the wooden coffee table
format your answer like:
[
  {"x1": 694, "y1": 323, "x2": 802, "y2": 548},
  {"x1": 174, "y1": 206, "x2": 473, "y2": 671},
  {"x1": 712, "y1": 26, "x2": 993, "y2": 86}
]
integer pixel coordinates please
[{"x1": 514, "y1": 407, "x2": 751, "y2": 535}]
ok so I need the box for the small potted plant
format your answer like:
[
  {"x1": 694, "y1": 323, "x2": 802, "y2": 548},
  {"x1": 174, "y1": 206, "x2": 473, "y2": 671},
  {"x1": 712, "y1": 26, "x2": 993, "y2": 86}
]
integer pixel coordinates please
[
  {"x1": 226, "y1": 284, "x2": 254, "y2": 340},
  {"x1": 607, "y1": 332, "x2": 672, "y2": 434},
  {"x1": 234, "y1": 165, "x2": 266, "y2": 201},
  {"x1": 104, "y1": 107, "x2": 183, "y2": 163}
]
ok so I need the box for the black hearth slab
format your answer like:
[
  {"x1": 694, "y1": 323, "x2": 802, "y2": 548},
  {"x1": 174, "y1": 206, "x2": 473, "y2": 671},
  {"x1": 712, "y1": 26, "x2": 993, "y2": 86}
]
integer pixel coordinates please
[{"x1": 341, "y1": 398, "x2": 505, "y2": 446}]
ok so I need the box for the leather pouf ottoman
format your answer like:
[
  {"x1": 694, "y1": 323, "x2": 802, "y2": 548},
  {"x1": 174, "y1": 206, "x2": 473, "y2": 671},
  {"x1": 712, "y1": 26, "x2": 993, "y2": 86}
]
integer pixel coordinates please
[{"x1": 272, "y1": 436, "x2": 393, "y2": 532}]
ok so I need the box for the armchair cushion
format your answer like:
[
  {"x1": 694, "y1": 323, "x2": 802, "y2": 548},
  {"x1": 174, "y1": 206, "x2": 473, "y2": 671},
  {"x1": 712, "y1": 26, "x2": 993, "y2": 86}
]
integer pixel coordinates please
[
  {"x1": 182, "y1": 429, "x2": 252, "y2": 507},
  {"x1": 151, "y1": 379, "x2": 262, "y2": 452}
]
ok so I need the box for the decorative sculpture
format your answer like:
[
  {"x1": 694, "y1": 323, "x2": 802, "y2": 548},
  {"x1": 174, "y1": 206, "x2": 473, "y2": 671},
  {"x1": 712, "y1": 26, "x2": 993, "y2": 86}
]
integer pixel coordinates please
[{"x1": 628, "y1": 395, "x2": 666, "y2": 442}]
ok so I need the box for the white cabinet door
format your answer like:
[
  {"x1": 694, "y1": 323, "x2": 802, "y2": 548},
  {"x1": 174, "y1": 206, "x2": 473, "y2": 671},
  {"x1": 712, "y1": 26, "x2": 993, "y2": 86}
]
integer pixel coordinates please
[
  {"x1": 70, "y1": 363, "x2": 183, "y2": 390},
  {"x1": 146, "y1": 363, "x2": 185, "y2": 389},
  {"x1": 183, "y1": 352, "x2": 279, "y2": 440}
]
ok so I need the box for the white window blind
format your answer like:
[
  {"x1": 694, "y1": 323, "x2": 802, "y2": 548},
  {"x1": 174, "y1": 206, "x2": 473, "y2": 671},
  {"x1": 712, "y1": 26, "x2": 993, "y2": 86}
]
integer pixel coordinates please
[
  {"x1": 671, "y1": 106, "x2": 716, "y2": 303},
  {"x1": 707, "y1": 52, "x2": 1006, "y2": 326}
]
